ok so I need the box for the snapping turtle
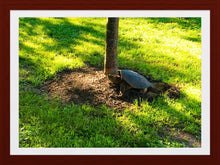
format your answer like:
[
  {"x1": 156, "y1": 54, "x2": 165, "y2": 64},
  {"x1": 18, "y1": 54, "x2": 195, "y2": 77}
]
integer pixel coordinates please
[
  {"x1": 108, "y1": 70, "x2": 152, "y2": 94},
  {"x1": 108, "y1": 69, "x2": 170, "y2": 96}
]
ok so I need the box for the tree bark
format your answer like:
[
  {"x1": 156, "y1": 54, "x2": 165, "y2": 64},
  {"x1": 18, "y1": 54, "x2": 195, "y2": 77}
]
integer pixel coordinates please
[{"x1": 104, "y1": 18, "x2": 119, "y2": 75}]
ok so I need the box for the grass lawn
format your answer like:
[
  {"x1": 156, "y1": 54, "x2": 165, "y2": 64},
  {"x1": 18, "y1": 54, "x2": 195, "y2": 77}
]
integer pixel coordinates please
[{"x1": 19, "y1": 17, "x2": 201, "y2": 147}]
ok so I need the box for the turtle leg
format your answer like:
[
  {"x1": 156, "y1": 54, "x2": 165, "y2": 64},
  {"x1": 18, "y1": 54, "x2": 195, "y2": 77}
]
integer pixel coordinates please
[
  {"x1": 143, "y1": 88, "x2": 148, "y2": 94},
  {"x1": 120, "y1": 81, "x2": 131, "y2": 95}
]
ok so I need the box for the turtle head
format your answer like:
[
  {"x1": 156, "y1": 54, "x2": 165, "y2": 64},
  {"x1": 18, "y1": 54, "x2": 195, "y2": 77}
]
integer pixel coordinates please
[
  {"x1": 151, "y1": 82, "x2": 170, "y2": 92},
  {"x1": 108, "y1": 74, "x2": 122, "y2": 84}
]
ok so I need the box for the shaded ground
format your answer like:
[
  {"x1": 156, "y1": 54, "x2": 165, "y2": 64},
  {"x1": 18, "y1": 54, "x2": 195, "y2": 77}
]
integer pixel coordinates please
[
  {"x1": 44, "y1": 67, "x2": 129, "y2": 109},
  {"x1": 44, "y1": 66, "x2": 180, "y2": 109},
  {"x1": 158, "y1": 128, "x2": 201, "y2": 147},
  {"x1": 43, "y1": 66, "x2": 200, "y2": 147}
]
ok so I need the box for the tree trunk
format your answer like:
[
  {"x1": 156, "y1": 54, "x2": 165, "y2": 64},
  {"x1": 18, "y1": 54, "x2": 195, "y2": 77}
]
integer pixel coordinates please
[{"x1": 104, "y1": 17, "x2": 119, "y2": 75}]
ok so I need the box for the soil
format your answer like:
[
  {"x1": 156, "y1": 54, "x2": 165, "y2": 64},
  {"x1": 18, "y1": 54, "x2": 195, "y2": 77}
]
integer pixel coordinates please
[
  {"x1": 158, "y1": 128, "x2": 201, "y2": 147},
  {"x1": 43, "y1": 66, "x2": 200, "y2": 147},
  {"x1": 44, "y1": 66, "x2": 180, "y2": 109}
]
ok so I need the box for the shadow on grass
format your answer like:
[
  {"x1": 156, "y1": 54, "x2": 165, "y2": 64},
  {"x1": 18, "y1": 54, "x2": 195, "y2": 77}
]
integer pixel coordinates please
[
  {"x1": 41, "y1": 65, "x2": 200, "y2": 147},
  {"x1": 19, "y1": 17, "x2": 201, "y2": 83},
  {"x1": 146, "y1": 17, "x2": 201, "y2": 43},
  {"x1": 19, "y1": 17, "x2": 143, "y2": 83},
  {"x1": 181, "y1": 36, "x2": 201, "y2": 42},
  {"x1": 19, "y1": 82, "x2": 201, "y2": 147},
  {"x1": 19, "y1": 17, "x2": 201, "y2": 147},
  {"x1": 19, "y1": 55, "x2": 44, "y2": 85},
  {"x1": 121, "y1": 93, "x2": 201, "y2": 146},
  {"x1": 146, "y1": 17, "x2": 201, "y2": 30}
]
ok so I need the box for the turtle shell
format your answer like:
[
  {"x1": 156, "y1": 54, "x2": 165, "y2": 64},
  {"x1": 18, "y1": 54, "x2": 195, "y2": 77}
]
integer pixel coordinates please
[{"x1": 120, "y1": 70, "x2": 151, "y2": 89}]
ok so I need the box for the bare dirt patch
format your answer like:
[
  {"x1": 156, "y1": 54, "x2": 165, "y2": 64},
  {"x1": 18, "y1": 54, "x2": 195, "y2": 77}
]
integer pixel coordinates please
[
  {"x1": 44, "y1": 67, "x2": 130, "y2": 109},
  {"x1": 158, "y1": 128, "x2": 201, "y2": 147},
  {"x1": 44, "y1": 66, "x2": 180, "y2": 109},
  {"x1": 43, "y1": 66, "x2": 200, "y2": 147}
]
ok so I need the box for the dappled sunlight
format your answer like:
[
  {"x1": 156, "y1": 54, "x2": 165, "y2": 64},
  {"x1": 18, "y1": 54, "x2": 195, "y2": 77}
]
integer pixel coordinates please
[
  {"x1": 19, "y1": 17, "x2": 106, "y2": 83},
  {"x1": 118, "y1": 18, "x2": 201, "y2": 86},
  {"x1": 52, "y1": 55, "x2": 85, "y2": 70},
  {"x1": 116, "y1": 114, "x2": 143, "y2": 135},
  {"x1": 164, "y1": 98, "x2": 197, "y2": 120},
  {"x1": 22, "y1": 40, "x2": 42, "y2": 50},
  {"x1": 19, "y1": 68, "x2": 30, "y2": 80},
  {"x1": 38, "y1": 17, "x2": 67, "y2": 24},
  {"x1": 181, "y1": 83, "x2": 201, "y2": 102},
  {"x1": 19, "y1": 17, "x2": 202, "y2": 147},
  {"x1": 74, "y1": 37, "x2": 104, "y2": 53}
]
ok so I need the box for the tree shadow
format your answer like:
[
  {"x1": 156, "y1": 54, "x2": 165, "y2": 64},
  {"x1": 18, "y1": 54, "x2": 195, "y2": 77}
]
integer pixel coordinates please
[
  {"x1": 146, "y1": 17, "x2": 201, "y2": 30},
  {"x1": 181, "y1": 36, "x2": 201, "y2": 42},
  {"x1": 19, "y1": 17, "x2": 142, "y2": 64},
  {"x1": 41, "y1": 65, "x2": 200, "y2": 147},
  {"x1": 19, "y1": 17, "x2": 201, "y2": 147},
  {"x1": 123, "y1": 96, "x2": 201, "y2": 147},
  {"x1": 19, "y1": 17, "x2": 106, "y2": 65},
  {"x1": 146, "y1": 17, "x2": 201, "y2": 43},
  {"x1": 19, "y1": 54, "x2": 41, "y2": 83},
  {"x1": 19, "y1": 17, "x2": 201, "y2": 84}
]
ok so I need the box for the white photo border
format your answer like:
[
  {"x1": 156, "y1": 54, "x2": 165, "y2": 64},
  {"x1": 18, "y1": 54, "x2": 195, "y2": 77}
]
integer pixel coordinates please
[{"x1": 10, "y1": 10, "x2": 210, "y2": 155}]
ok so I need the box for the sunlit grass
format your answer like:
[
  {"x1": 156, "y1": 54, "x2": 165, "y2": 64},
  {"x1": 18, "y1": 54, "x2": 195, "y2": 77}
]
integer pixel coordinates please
[{"x1": 19, "y1": 17, "x2": 201, "y2": 147}]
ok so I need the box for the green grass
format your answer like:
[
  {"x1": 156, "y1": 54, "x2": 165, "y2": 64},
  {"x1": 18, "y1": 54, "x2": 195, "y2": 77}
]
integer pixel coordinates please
[{"x1": 19, "y1": 17, "x2": 201, "y2": 147}]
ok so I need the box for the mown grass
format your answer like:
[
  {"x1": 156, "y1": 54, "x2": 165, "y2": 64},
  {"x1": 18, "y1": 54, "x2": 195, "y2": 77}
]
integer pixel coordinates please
[{"x1": 19, "y1": 17, "x2": 201, "y2": 147}]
